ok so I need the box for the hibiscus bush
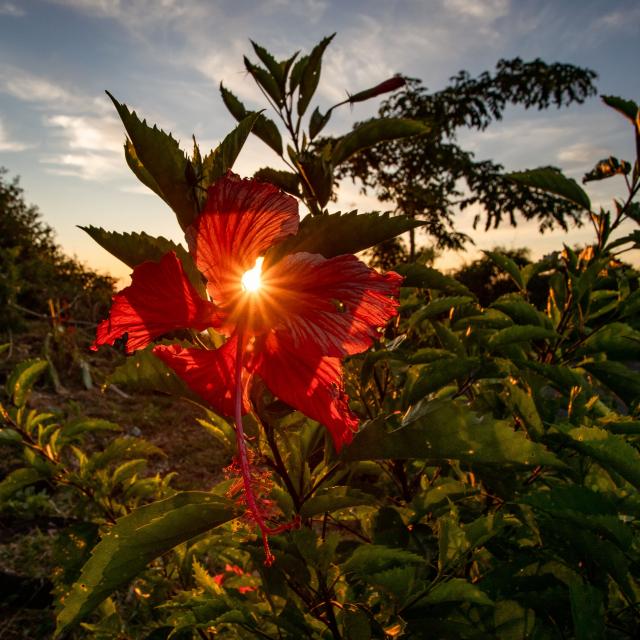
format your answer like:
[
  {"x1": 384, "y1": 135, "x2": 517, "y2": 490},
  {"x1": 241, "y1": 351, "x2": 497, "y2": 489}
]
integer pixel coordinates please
[{"x1": 1, "y1": 37, "x2": 640, "y2": 639}]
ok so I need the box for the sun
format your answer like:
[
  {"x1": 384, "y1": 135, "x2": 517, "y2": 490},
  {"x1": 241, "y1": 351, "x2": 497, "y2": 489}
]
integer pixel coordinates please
[{"x1": 241, "y1": 256, "x2": 264, "y2": 293}]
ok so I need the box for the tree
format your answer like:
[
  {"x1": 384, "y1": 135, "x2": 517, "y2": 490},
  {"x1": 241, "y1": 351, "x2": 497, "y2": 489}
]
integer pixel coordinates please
[
  {"x1": 0, "y1": 168, "x2": 114, "y2": 329},
  {"x1": 337, "y1": 59, "x2": 598, "y2": 259}
]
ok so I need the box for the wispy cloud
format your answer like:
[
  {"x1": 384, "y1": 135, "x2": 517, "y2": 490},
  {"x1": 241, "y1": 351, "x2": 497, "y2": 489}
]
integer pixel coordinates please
[
  {"x1": 40, "y1": 151, "x2": 122, "y2": 180},
  {"x1": 0, "y1": 118, "x2": 29, "y2": 151},
  {"x1": 0, "y1": 2, "x2": 25, "y2": 17},
  {"x1": 0, "y1": 64, "x2": 108, "y2": 114}
]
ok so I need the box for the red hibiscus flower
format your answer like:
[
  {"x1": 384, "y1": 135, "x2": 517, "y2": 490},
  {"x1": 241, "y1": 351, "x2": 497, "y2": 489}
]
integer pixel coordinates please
[{"x1": 93, "y1": 173, "x2": 402, "y2": 563}]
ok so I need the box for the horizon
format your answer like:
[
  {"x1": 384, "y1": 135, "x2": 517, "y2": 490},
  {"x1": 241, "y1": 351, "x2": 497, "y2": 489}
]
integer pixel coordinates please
[{"x1": 1, "y1": 0, "x2": 639, "y2": 283}]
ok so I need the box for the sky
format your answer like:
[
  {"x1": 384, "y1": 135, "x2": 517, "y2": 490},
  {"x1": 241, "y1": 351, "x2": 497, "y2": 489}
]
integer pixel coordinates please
[{"x1": 0, "y1": 0, "x2": 639, "y2": 282}]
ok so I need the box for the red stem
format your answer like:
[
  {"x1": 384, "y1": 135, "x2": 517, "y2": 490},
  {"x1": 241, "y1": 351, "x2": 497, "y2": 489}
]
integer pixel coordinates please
[{"x1": 233, "y1": 330, "x2": 293, "y2": 566}]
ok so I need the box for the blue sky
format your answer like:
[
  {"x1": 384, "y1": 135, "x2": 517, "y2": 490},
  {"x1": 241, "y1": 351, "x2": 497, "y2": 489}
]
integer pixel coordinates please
[{"x1": 0, "y1": 0, "x2": 639, "y2": 281}]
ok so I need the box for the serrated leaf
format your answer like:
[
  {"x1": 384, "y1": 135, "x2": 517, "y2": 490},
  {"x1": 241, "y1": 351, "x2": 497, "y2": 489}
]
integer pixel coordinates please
[
  {"x1": 107, "y1": 346, "x2": 199, "y2": 401},
  {"x1": 411, "y1": 296, "x2": 475, "y2": 324},
  {"x1": 309, "y1": 106, "x2": 331, "y2": 139},
  {"x1": 344, "y1": 399, "x2": 561, "y2": 467},
  {"x1": 297, "y1": 34, "x2": 334, "y2": 116},
  {"x1": 250, "y1": 40, "x2": 283, "y2": 87},
  {"x1": 583, "y1": 360, "x2": 640, "y2": 407},
  {"x1": 54, "y1": 492, "x2": 239, "y2": 637},
  {"x1": 407, "y1": 358, "x2": 480, "y2": 403},
  {"x1": 266, "y1": 210, "x2": 424, "y2": 264},
  {"x1": 491, "y1": 294, "x2": 552, "y2": 329},
  {"x1": 219, "y1": 84, "x2": 283, "y2": 155},
  {"x1": 488, "y1": 325, "x2": 557, "y2": 349},
  {"x1": 342, "y1": 545, "x2": 423, "y2": 577},
  {"x1": 601, "y1": 95, "x2": 639, "y2": 124},
  {"x1": 86, "y1": 437, "x2": 164, "y2": 472},
  {"x1": 0, "y1": 467, "x2": 42, "y2": 502},
  {"x1": 332, "y1": 118, "x2": 431, "y2": 166},
  {"x1": 395, "y1": 264, "x2": 473, "y2": 296},
  {"x1": 60, "y1": 418, "x2": 121, "y2": 441},
  {"x1": 508, "y1": 167, "x2": 591, "y2": 211},
  {"x1": 575, "y1": 323, "x2": 640, "y2": 361},
  {"x1": 300, "y1": 486, "x2": 376, "y2": 518},
  {"x1": 423, "y1": 578, "x2": 493, "y2": 606},
  {"x1": 483, "y1": 251, "x2": 524, "y2": 289},
  {"x1": 6, "y1": 359, "x2": 48, "y2": 408},
  {"x1": 201, "y1": 112, "x2": 261, "y2": 188},
  {"x1": 569, "y1": 583, "x2": 605, "y2": 640},
  {"x1": 106, "y1": 92, "x2": 197, "y2": 229},
  {"x1": 502, "y1": 382, "x2": 544, "y2": 439},
  {"x1": 124, "y1": 140, "x2": 163, "y2": 199},
  {"x1": 244, "y1": 56, "x2": 283, "y2": 106},
  {"x1": 566, "y1": 425, "x2": 640, "y2": 489},
  {"x1": 79, "y1": 227, "x2": 204, "y2": 295},
  {"x1": 523, "y1": 485, "x2": 631, "y2": 550}
]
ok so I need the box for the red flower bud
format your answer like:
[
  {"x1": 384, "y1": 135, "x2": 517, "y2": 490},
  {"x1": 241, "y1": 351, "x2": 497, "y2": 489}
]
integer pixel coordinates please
[{"x1": 348, "y1": 76, "x2": 406, "y2": 103}]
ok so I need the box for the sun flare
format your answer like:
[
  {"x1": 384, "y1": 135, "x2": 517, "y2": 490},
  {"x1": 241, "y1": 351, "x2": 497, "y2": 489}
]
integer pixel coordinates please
[{"x1": 241, "y1": 256, "x2": 264, "y2": 293}]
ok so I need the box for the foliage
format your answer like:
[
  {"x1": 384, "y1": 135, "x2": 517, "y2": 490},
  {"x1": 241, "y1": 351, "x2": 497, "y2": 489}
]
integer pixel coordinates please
[
  {"x1": 1, "y1": 34, "x2": 640, "y2": 640},
  {"x1": 0, "y1": 169, "x2": 115, "y2": 331},
  {"x1": 336, "y1": 60, "x2": 597, "y2": 256}
]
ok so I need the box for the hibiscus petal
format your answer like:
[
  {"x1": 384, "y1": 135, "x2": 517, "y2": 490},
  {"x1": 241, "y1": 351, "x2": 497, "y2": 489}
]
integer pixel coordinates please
[
  {"x1": 250, "y1": 331, "x2": 359, "y2": 452},
  {"x1": 153, "y1": 335, "x2": 249, "y2": 417},
  {"x1": 93, "y1": 251, "x2": 220, "y2": 353},
  {"x1": 186, "y1": 173, "x2": 299, "y2": 304},
  {"x1": 262, "y1": 252, "x2": 403, "y2": 358}
]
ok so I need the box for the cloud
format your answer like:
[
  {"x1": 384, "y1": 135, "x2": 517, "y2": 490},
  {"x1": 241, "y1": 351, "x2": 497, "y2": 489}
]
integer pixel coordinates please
[
  {"x1": 444, "y1": 0, "x2": 509, "y2": 20},
  {"x1": 0, "y1": 2, "x2": 25, "y2": 16},
  {"x1": 42, "y1": 113, "x2": 125, "y2": 180},
  {"x1": 40, "y1": 152, "x2": 122, "y2": 180},
  {"x1": 0, "y1": 118, "x2": 29, "y2": 151}
]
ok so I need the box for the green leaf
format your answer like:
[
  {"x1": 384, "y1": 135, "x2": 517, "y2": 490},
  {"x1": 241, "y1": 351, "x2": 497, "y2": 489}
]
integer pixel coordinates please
[
  {"x1": 483, "y1": 251, "x2": 524, "y2": 289},
  {"x1": 60, "y1": 418, "x2": 121, "y2": 441},
  {"x1": 583, "y1": 360, "x2": 640, "y2": 408},
  {"x1": 80, "y1": 226, "x2": 204, "y2": 295},
  {"x1": 266, "y1": 210, "x2": 424, "y2": 264},
  {"x1": 252, "y1": 167, "x2": 300, "y2": 196},
  {"x1": 309, "y1": 106, "x2": 331, "y2": 139},
  {"x1": 86, "y1": 437, "x2": 164, "y2": 472},
  {"x1": 422, "y1": 578, "x2": 493, "y2": 606},
  {"x1": 244, "y1": 56, "x2": 283, "y2": 106},
  {"x1": 0, "y1": 467, "x2": 42, "y2": 502},
  {"x1": 566, "y1": 425, "x2": 640, "y2": 490},
  {"x1": 6, "y1": 359, "x2": 48, "y2": 408},
  {"x1": 343, "y1": 399, "x2": 561, "y2": 467},
  {"x1": 407, "y1": 358, "x2": 480, "y2": 403},
  {"x1": 488, "y1": 325, "x2": 557, "y2": 349},
  {"x1": 124, "y1": 140, "x2": 164, "y2": 199},
  {"x1": 106, "y1": 92, "x2": 197, "y2": 230},
  {"x1": 575, "y1": 323, "x2": 640, "y2": 361},
  {"x1": 201, "y1": 112, "x2": 261, "y2": 187},
  {"x1": 332, "y1": 118, "x2": 431, "y2": 166},
  {"x1": 491, "y1": 294, "x2": 553, "y2": 329},
  {"x1": 250, "y1": 40, "x2": 283, "y2": 87},
  {"x1": 54, "y1": 492, "x2": 239, "y2": 637},
  {"x1": 601, "y1": 95, "x2": 639, "y2": 124},
  {"x1": 107, "y1": 346, "x2": 199, "y2": 401},
  {"x1": 300, "y1": 486, "x2": 376, "y2": 518},
  {"x1": 297, "y1": 34, "x2": 335, "y2": 116},
  {"x1": 410, "y1": 296, "x2": 475, "y2": 324},
  {"x1": 219, "y1": 84, "x2": 283, "y2": 155},
  {"x1": 523, "y1": 485, "x2": 632, "y2": 550},
  {"x1": 508, "y1": 167, "x2": 591, "y2": 211},
  {"x1": 569, "y1": 583, "x2": 605, "y2": 640},
  {"x1": 394, "y1": 264, "x2": 474, "y2": 296},
  {"x1": 502, "y1": 382, "x2": 544, "y2": 439},
  {"x1": 342, "y1": 545, "x2": 423, "y2": 577}
]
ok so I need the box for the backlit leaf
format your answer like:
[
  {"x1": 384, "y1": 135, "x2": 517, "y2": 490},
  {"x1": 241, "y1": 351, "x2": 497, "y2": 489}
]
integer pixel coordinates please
[
  {"x1": 508, "y1": 167, "x2": 591, "y2": 211},
  {"x1": 265, "y1": 210, "x2": 425, "y2": 264},
  {"x1": 54, "y1": 492, "x2": 239, "y2": 637},
  {"x1": 332, "y1": 118, "x2": 431, "y2": 166}
]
